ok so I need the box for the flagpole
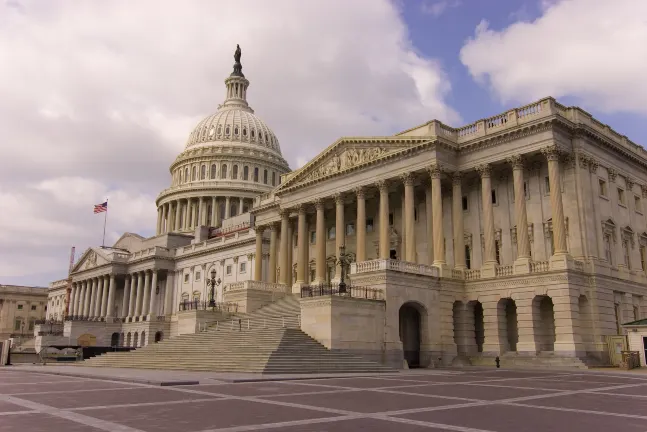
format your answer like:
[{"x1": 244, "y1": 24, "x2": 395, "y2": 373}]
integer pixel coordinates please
[{"x1": 102, "y1": 199, "x2": 109, "y2": 248}]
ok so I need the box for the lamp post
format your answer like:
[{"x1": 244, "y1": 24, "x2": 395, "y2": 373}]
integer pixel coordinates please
[
  {"x1": 207, "y1": 269, "x2": 222, "y2": 308},
  {"x1": 336, "y1": 245, "x2": 352, "y2": 294}
]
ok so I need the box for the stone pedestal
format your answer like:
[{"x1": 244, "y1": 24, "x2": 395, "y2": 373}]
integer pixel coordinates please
[
  {"x1": 513, "y1": 257, "x2": 532, "y2": 274},
  {"x1": 480, "y1": 262, "x2": 497, "y2": 279},
  {"x1": 549, "y1": 253, "x2": 574, "y2": 270}
]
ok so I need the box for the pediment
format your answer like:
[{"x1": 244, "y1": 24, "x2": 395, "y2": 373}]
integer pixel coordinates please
[
  {"x1": 113, "y1": 232, "x2": 144, "y2": 251},
  {"x1": 277, "y1": 137, "x2": 431, "y2": 191},
  {"x1": 71, "y1": 248, "x2": 110, "y2": 273}
]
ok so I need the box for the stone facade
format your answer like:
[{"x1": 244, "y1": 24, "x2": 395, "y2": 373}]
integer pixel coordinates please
[
  {"x1": 47, "y1": 51, "x2": 647, "y2": 368},
  {"x1": 0, "y1": 285, "x2": 48, "y2": 340}
]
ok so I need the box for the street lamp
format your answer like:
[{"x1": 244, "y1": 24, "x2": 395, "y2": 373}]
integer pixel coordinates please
[
  {"x1": 336, "y1": 245, "x2": 352, "y2": 294},
  {"x1": 207, "y1": 269, "x2": 222, "y2": 308}
]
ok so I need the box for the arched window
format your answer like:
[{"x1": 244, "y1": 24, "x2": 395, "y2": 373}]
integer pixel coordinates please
[
  {"x1": 211, "y1": 164, "x2": 217, "y2": 179},
  {"x1": 192, "y1": 166, "x2": 197, "y2": 181},
  {"x1": 251, "y1": 130, "x2": 255, "y2": 139},
  {"x1": 263, "y1": 169, "x2": 268, "y2": 184},
  {"x1": 184, "y1": 168, "x2": 189, "y2": 183},
  {"x1": 217, "y1": 125, "x2": 222, "y2": 135},
  {"x1": 271, "y1": 172, "x2": 276, "y2": 186},
  {"x1": 254, "y1": 167, "x2": 259, "y2": 182},
  {"x1": 221, "y1": 164, "x2": 228, "y2": 179},
  {"x1": 243, "y1": 166, "x2": 249, "y2": 180},
  {"x1": 192, "y1": 291, "x2": 200, "y2": 301},
  {"x1": 234, "y1": 126, "x2": 239, "y2": 135},
  {"x1": 242, "y1": 127, "x2": 247, "y2": 137},
  {"x1": 232, "y1": 165, "x2": 238, "y2": 180},
  {"x1": 200, "y1": 165, "x2": 206, "y2": 180},
  {"x1": 230, "y1": 204, "x2": 238, "y2": 217},
  {"x1": 225, "y1": 126, "x2": 230, "y2": 135}
]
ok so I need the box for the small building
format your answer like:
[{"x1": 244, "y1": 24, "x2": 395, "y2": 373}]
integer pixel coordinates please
[
  {"x1": 623, "y1": 319, "x2": 647, "y2": 367},
  {"x1": 0, "y1": 285, "x2": 48, "y2": 341}
]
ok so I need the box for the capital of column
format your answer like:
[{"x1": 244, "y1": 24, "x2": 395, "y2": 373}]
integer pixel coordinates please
[
  {"x1": 255, "y1": 225, "x2": 265, "y2": 233},
  {"x1": 626, "y1": 177, "x2": 635, "y2": 190},
  {"x1": 475, "y1": 163, "x2": 492, "y2": 178},
  {"x1": 269, "y1": 221, "x2": 279, "y2": 231},
  {"x1": 313, "y1": 198, "x2": 325, "y2": 211},
  {"x1": 608, "y1": 168, "x2": 618, "y2": 182},
  {"x1": 589, "y1": 158, "x2": 599, "y2": 173},
  {"x1": 279, "y1": 208, "x2": 290, "y2": 218},
  {"x1": 376, "y1": 180, "x2": 389, "y2": 192},
  {"x1": 400, "y1": 172, "x2": 414, "y2": 186},
  {"x1": 247, "y1": 253, "x2": 255, "y2": 260},
  {"x1": 451, "y1": 171, "x2": 463, "y2": 185},
  {"x1": 295, "y1": 204, "x2": 307, "y2": 215},
  {"x1": 506, "y1": 154, "x2": 525, "y2": 170},
  {"x1": 333, "y1": 193, "x2": 344, "y2": 205},
  {"x1": 354, "y1": 186, "x2": 365, "y2": 199},
  {"x1": 427, "y1": 164, "x2": 443, "y2": 179},
  {"x1": 577, "y1": 153, "x2": 590, "y2": 169},
  {"x1": 540, "y1": 144, "x2": 562, "y2": 161}
]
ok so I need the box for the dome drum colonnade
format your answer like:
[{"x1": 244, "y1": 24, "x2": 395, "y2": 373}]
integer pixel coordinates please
[
  {"x1": 155, "y1": 44, "x2": 290, "y2": 235},
  {"x1": 252, "y1": 144, "x2": 569, "y2": 286}
]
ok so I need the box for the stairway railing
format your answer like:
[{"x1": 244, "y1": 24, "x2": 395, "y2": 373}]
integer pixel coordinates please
[{"x1": 206, "y1": 314, "x2": 301, "y2": 332}]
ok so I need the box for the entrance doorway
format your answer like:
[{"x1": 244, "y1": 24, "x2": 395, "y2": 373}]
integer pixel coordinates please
[
  {"x1": 110, "y1": 332, "x2": 119, "y2": 347},
  {"x1": 643, "y1": 337, "x2": 647, "y2": 366},
  {"x1": 499, "y1": 298, "x2": 518, "y2": 352},
  {"x1": 472, "y1": 301, "x2": 484, "y2": 352},
  {"x1": 155, "y1": 331, "x2": 163, "y2": 343},
  {"x1": 390, "y1": 249, "x2": 397, "y2": 260},
  {"x1": 399, "y1": 303, "x2": 422, "y2": 368},
  {"x1": 534, "y1": 295, "x2": 556, "y2": 352}
]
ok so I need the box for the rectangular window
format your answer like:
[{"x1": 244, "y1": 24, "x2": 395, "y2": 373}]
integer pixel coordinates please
[
  {"x1": 328, "y1": 226, "x2": 336, "y2": 240},
  {"x1": 310, "y1": 231, "x2": 316, "y2": 244},
  {"x1": 618, "y1": 188, "x2": 625, "y2": 205},
  {"x1": 605, "y1": 235, "x2": 613, "y2": 265},
  {"x1": 17, "y1": 305, "x2": 23, "y2": 310},
  {"x1": 545, "y1": 176, "x2": 551, "y2": 193},
  {"x1": 309, "y1": 269, "x2": 315, "y2": 282},
  {"x1": 599, "y1": 179, "x2": 607, "y2": 196},
  {"x1": 389, "y1": 213, "x2": 394, "y2": 226},
  {"x1": 640, "y1": 245, "x2": 646, "y2": 271},
  {"x1": 345, "y1": 223, "x2": 355, "y2": 236},
  {"x1": 184, "y1": 274, "x2": 189, "y2": 283},
  {"x1": 195, "y1": 271, "x2": 201, "y2": 281},
  {"x1": 239, "y1": 262, "x2": 246, "y2": 273},
  {"x1": 14, "y1": 319, "x2": 21, "y2": 331},
  {"x1": 28, "y1": 320, "x2": 34, "y2": 331},
  {"x1": 30, "y1": 305, "x2": 36, "y2": 311},
  {"x1": 491, "y1": 189, "x2": 497, "y2": 205},
  {"x1": 414, "y1": 207, "x2": 418, "y2": 221},
  {"x1": 635, "y1": 196, "x2": 642, "y2": 212},
  {"x1": 366, "y1": 218, "x2": 374, "y2": 232},
  {"x1": 462, "y1": 196, "x2": 468, "y2": 211},
  {"x1": 523, "y1": 181, "x2": 529, "y2": 199},
  {"x1": 465, "y1": 245, "x2": 471, "y2": 269},
  {"x1": 226, "y1": 265, "x2": 232, "y2": 275},
  {"x1": 624, "y1": 242, "x2": 631, "y2": 268}
]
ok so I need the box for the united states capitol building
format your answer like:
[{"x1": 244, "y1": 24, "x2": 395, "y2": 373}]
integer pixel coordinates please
[{"x1": 43, "y1": 47, "x2": 647, "y2": 370}]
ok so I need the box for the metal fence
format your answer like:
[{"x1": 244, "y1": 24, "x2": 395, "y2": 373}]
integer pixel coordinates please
[
  {"x1": 178, "y1": 300, "x2": 239, "y2": 313},
  {"x1": 300, "y1": 283, "x2": 383, "y2": 300}
]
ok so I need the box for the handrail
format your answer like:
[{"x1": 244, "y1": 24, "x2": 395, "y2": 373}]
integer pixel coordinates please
[{"x1": 207, "y1": 313, "x2": 301, "y2": 331}]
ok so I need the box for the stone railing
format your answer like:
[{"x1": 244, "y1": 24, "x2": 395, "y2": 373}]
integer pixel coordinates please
[
  {"x1": 464, "y1": 269, "x2": 481, "y2": 280},
  {"x1": 530, "y1": 260, "x2": 550, "y2": 273},
  {"x1": 495, "y1": 265, "x2": 514, "y2": 277},
  {"x1": 351, "y1": 259, "x2": 439, "y2": 277},
  {"x1": 451, "y1": 269, "x2": 465, "y2": 280},
  {"x1": 223, "y1": 280, "x2": 288, "y2": 293}
]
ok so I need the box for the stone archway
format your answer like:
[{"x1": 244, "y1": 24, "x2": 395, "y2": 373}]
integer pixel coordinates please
[
  {"x1": 469, "y1": 301, "x2": 485, "y2": 353},
  {"x1": 126, "y1": 332, "x2": 131, "y2": 347},
  {"x1": 499, "y1": 298, "x2": 519, "y2": 352},
  {"x1": 399, "y1": 302, "x2": 423, "y2": 368},
  {"x1": 533, "y1": 295, "x2": 556, "y2": 352},
  {"x1": 155, "y1": 331, "x2": 163, "y2": 343},
  {"x1": 110, "y1": 332, "x2": 119, "y2": 347}
]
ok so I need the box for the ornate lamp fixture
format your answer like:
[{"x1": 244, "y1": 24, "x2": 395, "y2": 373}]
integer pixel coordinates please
[{"x1": 207, "y1": 269, "x2": 222, "y2": 308}]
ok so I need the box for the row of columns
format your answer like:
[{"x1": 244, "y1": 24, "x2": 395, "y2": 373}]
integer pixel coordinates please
[
  {"x1": 252, "y1": 146, "x2": 568, "y2": 284},
  {"x1": 120, "y1": 270, "x2": 159, "y2": 320},
  {"x1": 156, "y1": 196, "x2": 251, "y2": 235},
  {"x1": 69, "y1": 275, "x2": 116, "y2": 320}
]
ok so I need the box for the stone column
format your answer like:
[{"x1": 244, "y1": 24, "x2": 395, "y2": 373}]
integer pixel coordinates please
[
  {"x1": 378, "y1": 180, "x2": 390, "y2": 259},
  {"x1": 454, "y1": 302, "x2": 478, "y2": 356},
  {"x1": 100, "y1": 275, "x2": 109, "y2": 317},
  {"x1": 515, "y1": 296, "x2": 539, "y2": 354},
  {"x1": 212, "y1": 196, "x2": 218, "y2": 226},
  {"x1": 542, "y1": 146, "x2": 570, "y2": 260},
  {"x1": 335, "y1": 193, "x2": 345, "y2": 279},
  {"x1": 268, "y1": 224, "x2": 278, "y2": 283},
  {"x1": 225, "y1": 196, "x2": 231, "y2": 219},
  {"x1": 174, "y1": 200, "x2": 181, "y2": 231},
  {"x1": 315, "y1": 199, "x2": 326, "y2": 283},
  {"x1": 193, "y1": 200, "x2": 199, "y2": 227},
  {"x1": 148, "y1": 270, "x2": 158, "y2": 318},
  {"x1": 89, "y1": 278, "x2": 97, "y2": 319},
  {"x1": 160, "y1": 205, "x2": 167, "y2": 234},
  {"x1": 477, "y1": 164, "x2": 497, "y2": 275},
  {"x1": 355, "y1": 187, "x2": 366, "y2": 262},
  {"x1": 181, "y1": 201, "x2": 188, "y2": 230},
  {"x1": 254, "y1": 226, "x2": 264, "y2": 281},
  {"x1": 128, "y1": 274, "x2": 137, "y2": 319},
  {"x1": 105, "y1": 275, "x2": 115, "y2": 318},
  {"x1": 296, "y1": 205, "x2": 307, "y2": 285},
  {"x1": 402, "y1": 173, "x2": 416, "y2": 262},
  {"x1": 156, "y1": 208, "x2": 162, "y2": 235},
  {"x1": 429, "y1": 165, "x2": 446, "y2": 268},
  {"x1": 425, "y1": 183, "x2": 434, "y2": 265},
  {"x1": 168, "y1": 203, "x2": 175, "y2": 233},
  {"x1": 83, "y1": 280, "x2": 91, "y2": 318},
  {"x1": 77, "y1": 281, "x2": 84, "y2": 317},
  {"x1": 482, "y1": 300, "x2": 505, "y2": 355},
  {"x1": 239, "y1": 197, "x2": 244, "y2": 215},
  {"x1": 279, "y1": 210, "x2": 289, "y2": 285},
  {"x1": 135, "y1": 272, "x2": 144, "y2": 318},
  {"x1": 287, "y1": 219, "x2": 294, "y2": 286},
  {"x1": 508, "y1": 155, "x2": 532, "y2": 272},
  {"x1": 197, "y1": 197, "x2": 204, "y2": 226},
  {"x1": 141, "y1": 270, "x2": 151, "y2": 317},
  {"x1": 452, "y1": 172, "x2": 466, "y2": 269},
  {"x1": 164, "y1": 274, "x2": 174, "y2": 315},
  {"x1": 121, "y1": 276, "x2": 130, "y2": 319}
]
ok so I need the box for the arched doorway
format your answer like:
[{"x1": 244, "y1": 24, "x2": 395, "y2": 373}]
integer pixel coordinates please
[
  {"x1": 499, "y1": 298, "x2": 518, "y2": 352},
  {"x1": 154, "y1": 331, "x2": 163, "y2": 343},
  {"x1": 110, "y1": 332, "x2": 119, "y2": 347},
  {"x1": 126, "y1": 332, "x2": 131, "y2": 347},
  {"x1": 470, "y1": 301, "x2": 485, "y2": 353},
  {"x1": 533, "y1": 295, "x2": 556, "y2": 352},
  {"x1": 399, "y1": 303, "x2": 422, "y2": 368},
  {"x1": 141, "y1": 331, "x2": 146, "y2": 347},
  {"x1": 133, "y1": 332, "x2": 139, "y2": 348}
]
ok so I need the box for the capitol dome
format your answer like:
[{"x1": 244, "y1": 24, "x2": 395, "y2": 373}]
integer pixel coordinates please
[{"x1": 155, "y1": 46, "x2": 291, "y2": 235}]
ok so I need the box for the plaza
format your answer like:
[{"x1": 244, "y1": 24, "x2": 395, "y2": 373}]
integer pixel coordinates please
[{"x1": 1, "y1": 367, "x2": 647, "y2": 431}]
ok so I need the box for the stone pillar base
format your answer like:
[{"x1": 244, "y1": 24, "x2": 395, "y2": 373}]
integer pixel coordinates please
[
  {"x1": 433, "y1": 263, "x2": 450, "y2": 277},
  {"x1": 480, "y1": 262, "x2": 497, "y2": 278},
  {"x1": 513, "y1": 257, "x2": 532, "y2": 274},
  {"x1": 549, "y1": 253, "x2": 574, "y2": 270},
  {"x1": 291, "y1": 282, "x2": 308, "y2": 295}
]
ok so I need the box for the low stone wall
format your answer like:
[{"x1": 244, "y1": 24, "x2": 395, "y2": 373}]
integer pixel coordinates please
[{"x1": 176, "y1": 310, "x2": 231, "y2": 335}]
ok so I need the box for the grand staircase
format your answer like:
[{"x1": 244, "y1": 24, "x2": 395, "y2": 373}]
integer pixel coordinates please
[{"x1": 82, "y1": 296, "x2": 394, "y2": 374}]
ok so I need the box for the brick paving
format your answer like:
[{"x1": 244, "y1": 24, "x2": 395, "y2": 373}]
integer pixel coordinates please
[{"x1": 1, "y1": 368, "x2": 647, "y2": 431}]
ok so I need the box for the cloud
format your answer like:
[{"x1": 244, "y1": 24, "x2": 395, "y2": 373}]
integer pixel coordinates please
[
  {"x1": 421, "y1": 0, "x2": 461, "y2": 17},
  {"x1": 460, "y1": 0, "x2": 647, "y2": 114},
  {"x1": 0, "y1": 0, "x2": 458, "y2": 285}
]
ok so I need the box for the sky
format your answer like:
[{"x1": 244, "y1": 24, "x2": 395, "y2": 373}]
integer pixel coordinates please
[{"x1": 1, "y1": 0, "x2": 646, "y2": 286}]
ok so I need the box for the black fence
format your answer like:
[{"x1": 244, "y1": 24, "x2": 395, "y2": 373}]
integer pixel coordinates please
[
  {"x1": 300, "y1": 283, "x2": 384, "y2": 300},
  {"x1": 35, "y1": 319, "x2": 63, "y2": 325},
  {"x1": 178, "y1": 300, "x2": 239, "y2": 313}
]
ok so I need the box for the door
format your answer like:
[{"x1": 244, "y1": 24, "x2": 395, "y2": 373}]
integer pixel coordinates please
[
  {"x1": 606, "y1": 335, "x2": 627, "y2": 366},
  {"x1": 643, "y1": 337, "x2": 647, "y2": 367}
]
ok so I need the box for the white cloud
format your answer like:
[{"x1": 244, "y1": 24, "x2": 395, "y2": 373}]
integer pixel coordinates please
[
  {"x1": 421, "y1": 0, "x2": 461, "y2": 17},
  {"x1": 0, "y1": 0, "x2": 458, "y2": 284},
  {"x1": 460, "y1": 0, "x2": 647, "y2": 114}
]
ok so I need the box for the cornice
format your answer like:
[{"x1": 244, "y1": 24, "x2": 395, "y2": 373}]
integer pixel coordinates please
[{"x1": 457, "y1": 119, "x2": 555, "y2": 155}]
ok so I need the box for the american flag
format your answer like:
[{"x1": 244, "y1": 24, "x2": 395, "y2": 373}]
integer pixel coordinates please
[{"x1": 93, "y1": 202, "x2": 108, "y2": 214}]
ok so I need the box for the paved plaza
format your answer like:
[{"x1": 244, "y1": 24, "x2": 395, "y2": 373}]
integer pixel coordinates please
[{"x1": 1, "y1": 368, "x2": 647, "y2": 431}]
